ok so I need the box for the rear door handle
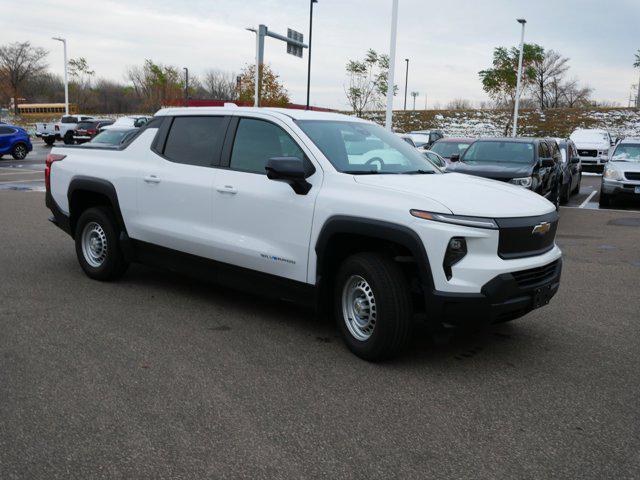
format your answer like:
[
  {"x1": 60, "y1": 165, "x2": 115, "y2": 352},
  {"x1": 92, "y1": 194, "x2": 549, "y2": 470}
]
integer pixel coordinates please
[
  {"x1": 216, "y1": 185, "x2": 237, "y2": 194},
  {"x1": 144, "y1": 175, "x2": 160, "y2": 184}
]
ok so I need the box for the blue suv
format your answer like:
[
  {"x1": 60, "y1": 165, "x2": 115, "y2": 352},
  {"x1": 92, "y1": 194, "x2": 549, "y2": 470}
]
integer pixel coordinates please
[{"x1": 0, "y1": 124, "x2": 33, "y2": 160}]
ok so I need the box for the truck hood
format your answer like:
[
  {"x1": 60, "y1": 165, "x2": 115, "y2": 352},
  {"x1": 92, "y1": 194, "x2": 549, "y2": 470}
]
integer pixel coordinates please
[
  {"x1": 573, "y1": 141, "x2": 609, "y2": 149},
  {"x1": 354, "y1": 172, "x2": 554, "y2": 218},
  {"x1": 447, "y1": 161, "x2": 533, "y2": 180}
]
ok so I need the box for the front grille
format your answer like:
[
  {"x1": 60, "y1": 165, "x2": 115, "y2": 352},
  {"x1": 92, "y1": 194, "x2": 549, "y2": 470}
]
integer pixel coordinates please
[
  {"x1": 578, "y1": 149, "x2": 597, "y2": 157},
  {"x1": 512, "y1": 260, "x2": 560, "y2": 288},
  {"x1": 496, "y1": 212, "x2": 558, "y2": 260},
  {"x1": 625, "y1": 172, "x2": 640, "y2": 181}
]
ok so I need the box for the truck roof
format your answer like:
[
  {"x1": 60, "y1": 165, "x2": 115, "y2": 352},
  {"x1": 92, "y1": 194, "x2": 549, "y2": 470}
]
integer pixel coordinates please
[{"x1": 155, "y1": 106, "x2": 364, "y2": 123}]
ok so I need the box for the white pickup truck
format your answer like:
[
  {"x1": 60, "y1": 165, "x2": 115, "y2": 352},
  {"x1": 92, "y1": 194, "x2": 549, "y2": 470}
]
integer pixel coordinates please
[
  {"x1": 569, "y1": 128, "x2": 614, "y2": 172},
  {"x1": 45, "y1": 107, "x2": 562, "y2": 360},
  {"x1": 35, "y1": 114, "x2": 93, "y2": 145}
]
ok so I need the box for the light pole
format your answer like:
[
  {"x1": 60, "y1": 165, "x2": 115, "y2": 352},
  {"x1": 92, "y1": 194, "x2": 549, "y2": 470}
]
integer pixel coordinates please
[
  {"x1": 306, "y1": 0, "x2": 318, "y2": 110},
  {"x1": 52, "y1": 37, "x2": 69, "y2": 115},
  {"x1": 403, "y1": 58, "x2": 409, "y2": 110},
  {"x1": 183, "y1": 67, "x2": 189, "y2": 107},
  {"x1": 512, "y1": 18, "x2": 526, "y2": 137},
  {"x1": 385, "y1": 0, "x2": 399, "y2": 130},
  {"x1": 411, "y1": 91, "x2": 419, "y2": 110}
]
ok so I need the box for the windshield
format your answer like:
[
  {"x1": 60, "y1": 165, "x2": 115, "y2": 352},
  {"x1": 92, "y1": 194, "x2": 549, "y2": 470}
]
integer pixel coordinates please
[
  {"x1": 461, "y1": 140, "x2": 534, "y2": 164},
  {"x1": 91, "y1": 129, "x2": 132, "y2": 145},
  {"x1": 431, "y1": 141, "x2": 472, "y2": 158},
  {"x1": 297, "y1": 120, "x2": 440, "y2": 174},
  {"x1": 611, "y1": 144, "x2": 640, "y2": 162}
]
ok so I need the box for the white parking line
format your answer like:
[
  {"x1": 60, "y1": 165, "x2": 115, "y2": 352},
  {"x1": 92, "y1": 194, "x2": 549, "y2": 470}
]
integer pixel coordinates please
[
  {"x1": 0, "y1": 170, "x2": 44, "y2": 176},
  {"x1": 0, "y1": 167, "x2": 43, "y2": 173},
  {"x1": 579, "y1": 190, "x2": 597, "y2": 208},
  {"x1": 0, "y1": 179, "x2": 44, "y2": 185}
]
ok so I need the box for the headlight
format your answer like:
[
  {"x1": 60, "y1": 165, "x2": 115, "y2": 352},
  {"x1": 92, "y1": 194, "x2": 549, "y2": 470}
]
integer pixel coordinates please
[
  {"x1": 509, "y1": 176, "x2": 533, "y2": 188},
  {"x1": 410, "y1": 210, "x2": 498, "y2": 229},
  {"x1": 603, "y1": 168, "x2": 622, "y2": 180}
]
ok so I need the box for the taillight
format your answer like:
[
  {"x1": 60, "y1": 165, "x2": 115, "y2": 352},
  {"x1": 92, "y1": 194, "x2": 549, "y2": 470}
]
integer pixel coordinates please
[
  {"x1": 87, "y1": 129, "x2": 97, "y2": 135},
  {"x1": 45, "y1": 154, "x2": 66, "y2": 191}
]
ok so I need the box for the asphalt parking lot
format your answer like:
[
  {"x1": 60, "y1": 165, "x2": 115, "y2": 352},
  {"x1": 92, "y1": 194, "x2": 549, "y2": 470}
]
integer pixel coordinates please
[{"x1": 1, "y1": 142, "x2": 640, "y2": 479}]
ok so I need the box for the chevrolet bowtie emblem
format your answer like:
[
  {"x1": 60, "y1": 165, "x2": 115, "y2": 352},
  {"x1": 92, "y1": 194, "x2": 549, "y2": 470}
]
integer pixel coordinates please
[{"x1": 532, "y1": 222, "x2": 551, "y2": 235}]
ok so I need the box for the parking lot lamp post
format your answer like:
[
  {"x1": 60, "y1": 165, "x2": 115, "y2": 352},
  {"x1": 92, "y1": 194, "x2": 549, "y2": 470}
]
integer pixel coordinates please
[
  {"x1": 52, "y1": 37, "x2": 69, "y2": 115},
  {"x1": 385, "y1": 0, "x2": 399, "y2": 130},
  {"x1": 404, "y1": 58, "x2": 409, "y2": 110},
  {"x1": 512, "y1": 18, "x2": 526, "y2": 137},
  {"x1": 306, "y1": 0, "x2": 318, "y2": 110},
  {"x1": 183, "y1": 67, "x2": 189, "y2": 107}
]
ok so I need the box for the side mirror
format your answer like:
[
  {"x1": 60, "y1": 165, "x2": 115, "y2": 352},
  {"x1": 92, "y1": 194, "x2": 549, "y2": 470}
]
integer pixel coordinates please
[
  {"x1": 540, "y1": 158, "x2": 555, "y2": 168},
  {"x1": 265, "y1": 157, "x2": 313, "y2": 195},
  {"x1": 449, "y1": 154, "x2": 460, "y2": 162},
  {"x1": 570, "y1": 156, "x2": 581, "y2": 164}
]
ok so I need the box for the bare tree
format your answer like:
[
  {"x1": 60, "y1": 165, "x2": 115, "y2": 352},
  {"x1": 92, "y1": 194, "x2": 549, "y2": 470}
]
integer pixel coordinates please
[
  {"x1": 446, "y1": 98, "x2": 473, "y2": 110},
  {"x1": 202, "y1": 70, "x2": 237, "y2": 100},
  {"x1": 531, "y1": 49, "x2": 569, "y2": 110},
  {"x1": 563, "y1": 79, "x2": 593, "y2": 108},
  {"x1": 0, "y1": 41, "x2": 48, "y2": 114}
]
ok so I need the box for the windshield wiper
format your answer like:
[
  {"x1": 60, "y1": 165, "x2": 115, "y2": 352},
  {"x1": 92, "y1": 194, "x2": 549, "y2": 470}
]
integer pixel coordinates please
[
  {"x1": 402, "y1": 169, "x2": 436, "y2": 174},
  {"x1": 346, "y1": 170, "x2": 385, "y2": 174}
]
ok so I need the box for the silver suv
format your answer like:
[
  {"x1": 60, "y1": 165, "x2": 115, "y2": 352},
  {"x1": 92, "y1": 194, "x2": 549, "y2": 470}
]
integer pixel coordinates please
[{"x1": 600, "y1": 138, "x2": 640, "y2": 206}]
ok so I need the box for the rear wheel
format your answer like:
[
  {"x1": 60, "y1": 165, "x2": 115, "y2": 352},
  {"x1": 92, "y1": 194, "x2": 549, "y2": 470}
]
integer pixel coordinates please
[
  {"x1": 63, "y1": 131, "x2": 75, "y2": 145},
  {"x1": 74, "y1": 207, "x2": 129, "y2": 281},
  {"x1": 334, "y1": 252, "x2": 412, "y2": 361},
  {"x1": 560, "y1": 181, "x2": 570, "y2": 205},
  {"x1": 44, "y1": 137, "x2": 55, "y2": 146},
  {"x1": 572, "y1": 172, "x2": 582, "y2": 194},
  {"x1": 11, "y1": 143, "x2": 28, "y2": 160}
]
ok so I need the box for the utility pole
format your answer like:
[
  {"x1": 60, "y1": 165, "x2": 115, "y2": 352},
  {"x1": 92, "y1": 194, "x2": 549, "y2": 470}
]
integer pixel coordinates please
[
  {"x1": 411, "y1": 91, "x2": 419, "y2": 110},
  {"x1": 385, "y1": 0, "x2": 399, "y2": 130},
  {"x1": 306, "y1": 0, "x2": 318, "y2": 109},
  {"x1": 52, "y1": 37, "x2": 69, "y2": 115},
  {"x1": 403, "y1": 58, "x2": 409, "y2": 110},
  {"x1": 512, "y1": 18, "x2": 526, "y2": 137},
  {"x1": 183, "y1": 67, "x2": 189, "y2": 107},
  {"x1": 247, "y1": 24, "x2": 307, "y2": 107},
  {"x1": 424, "y1": 91, "x2": 427, "y2": 110}
]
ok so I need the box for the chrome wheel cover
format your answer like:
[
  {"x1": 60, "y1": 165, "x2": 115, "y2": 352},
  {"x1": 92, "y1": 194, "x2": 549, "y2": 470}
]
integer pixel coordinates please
[
  {"x1": 341, "y1": 275, "x2": 377, "y2": 341},
  {"x1": 81, "y1": 221, "x2": 108, "y2": 268}
]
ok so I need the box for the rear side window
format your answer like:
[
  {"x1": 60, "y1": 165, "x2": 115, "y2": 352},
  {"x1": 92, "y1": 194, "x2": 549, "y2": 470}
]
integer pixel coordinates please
[
  {"x1": 538, "y1": 142, "x2": 550, "y2": 158},
  {"x1": 163, "y1": 116, "x2": 228, "y2": 167},
  {"x1": 0, "y1": 126, "x2": 16, "y2": 134},
  {"x1": 61, "y1": 116, "x2": 78, "y2": 123},
  {"x1": 230, "y1": 118, "x2": 304, "y2": 174}
]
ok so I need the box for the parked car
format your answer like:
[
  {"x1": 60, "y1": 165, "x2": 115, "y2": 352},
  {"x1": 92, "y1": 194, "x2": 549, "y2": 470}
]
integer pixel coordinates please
[
  {"x1": 448, "y1": 137, "x2": 561, "y2": 208},
  {"x1": 72, "y1": 119, "x2": 115, "y2": 144},
  {"x1": 600, "y1": 138, "x2": 640, "y2": 206},
  {"x1": 46, "y1": 108, "x2": 562, "y2": 361},
  {"x1": 100, "y1": 116, "x2": 152, "y2": 132},
  {"x1": 553, "y1": 138, "x2": 582, "y2": 204},
  {"x1": 0, "y1": 124, "x2": 33, "y2": 160},
  {"x1": 407, "y1": 130, "x2": 445, "y2": 149},
  {"x1": 423, "y1": 150, "x2": 447, "y2": 170},
  {"x1": 35, "y1": 114, "x2": 94, "y2": 145},
  {"x1": 430, "y1": 137, "x2": 475, "y2": 161},
  {"x1": 85, "y1": 128, "x2": 139, "y2": 147},
  {"x1": 569, "y1": 128, "x2": 614, "y2": 172}
]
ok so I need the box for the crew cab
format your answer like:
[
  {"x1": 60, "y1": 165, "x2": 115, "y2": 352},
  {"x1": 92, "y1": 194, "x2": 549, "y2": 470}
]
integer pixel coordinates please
[
  {"x1": 569, "y1": 128, "x2": 614, "y2": 172},
  {"x1": 36, "y1": 114, "x2": 94, "y2": 145},
  {"x1": 46, "y1": 107, "x2": 562, "y2": 361},
  {"x1": 447, "y1": 137, "x2": 561, "y2": 209}
]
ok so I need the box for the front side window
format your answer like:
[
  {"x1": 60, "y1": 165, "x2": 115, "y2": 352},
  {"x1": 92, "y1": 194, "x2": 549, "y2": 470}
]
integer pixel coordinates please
[
  {"x1": 462, "y1": 141, "x2": 534, "y2": 164},
  {"x1": 298, "y1": 121, "x2": 439, "y2": 174},
  {"x1": 230, "y1": 118, "x2": 305, "y2": 174},
  {"x1": 163, "y1": 116, "x2": 227, "y2": 167},
  {"x1": 538, "y1": 142, "x2": 550, "y2": 159},
  {"x1": 611, "y1": 144, "x2": 640, "y2": 162},
  {"x1": 0, "y1": 126, "x2": 15, "y2": 135}
]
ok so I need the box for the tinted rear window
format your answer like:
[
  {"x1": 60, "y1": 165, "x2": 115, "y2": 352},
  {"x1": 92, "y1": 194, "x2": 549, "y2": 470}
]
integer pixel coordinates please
[{"x1": 163, "y1": 116, "x2": 228, "y2": 167}]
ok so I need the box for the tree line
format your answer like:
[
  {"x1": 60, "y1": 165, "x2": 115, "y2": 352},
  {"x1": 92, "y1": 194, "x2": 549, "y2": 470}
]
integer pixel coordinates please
[{"x1": 0, "y1": 41, "x2": 289, "y2": 115}]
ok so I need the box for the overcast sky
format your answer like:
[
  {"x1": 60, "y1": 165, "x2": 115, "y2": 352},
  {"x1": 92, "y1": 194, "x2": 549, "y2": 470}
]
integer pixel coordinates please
[{"x1": 2, "y1": 0, "x2": 639, "y2": 109}]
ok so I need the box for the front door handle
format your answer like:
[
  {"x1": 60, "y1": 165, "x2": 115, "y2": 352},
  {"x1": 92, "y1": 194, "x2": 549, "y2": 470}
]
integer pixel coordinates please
[
  {"x1": 144, "y1": 175, "x2": 160, "y2": 184},
  {"x1": 216, "y1": 185, "x2": 237, "y2": 194}
]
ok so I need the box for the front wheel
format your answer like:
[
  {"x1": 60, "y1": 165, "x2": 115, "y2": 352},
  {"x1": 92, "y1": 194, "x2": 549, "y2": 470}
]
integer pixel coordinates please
[
  {"x1": 63, "y1": 131, "x2": 75, "y2": 145},
  {"x1": 74, "y1": 207, "x2": 129, "y2": 281},
  {"x1": 44, "y1": 137, "x2": 55, "y2": 146},
  {"x1": 560, "y1": 181, "x2": 570, "y2": 205},
  {"x1": 334, "y1": 252, "x2": 412, "y2": 361},
  {"x1": 599, "y1": 191, "x2": 612, "y2": 208},
  {"x1": 572, "y1": 172, "x2": 582, "y2": 195},
  {"x1": 11, "y1": 143, "x2": 28, "y2": 160}
]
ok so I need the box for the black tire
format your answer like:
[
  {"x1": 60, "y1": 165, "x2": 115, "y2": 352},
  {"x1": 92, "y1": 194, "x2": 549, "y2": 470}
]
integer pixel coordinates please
[
  {"x1": 599, "y1": 192, "x2": 612, "y2": 208},
  {"x1": 551, "y1": 181, "x2": 560, "y2": 210},
  {"x1": 44, "y1": 137, "x2": 55, "y2": 146},
  {"x1": 11, "y1": 142, "x2": 28, "y2": 160},
  {"x1": 334, "y1": 252, "x2": 412, "y2": 361},
  {"x1": 74, "y1": 207, "x2": 129, "y2": 281},
  {"x1": 559, "y1": 181, "x2": 569, "y2": 205},
  {"x1": 63, "y1": 131, "x2": 75, "y2": 145},
  {"x1": 571, "y1": 172, "x2": 582, "y2": 195}
]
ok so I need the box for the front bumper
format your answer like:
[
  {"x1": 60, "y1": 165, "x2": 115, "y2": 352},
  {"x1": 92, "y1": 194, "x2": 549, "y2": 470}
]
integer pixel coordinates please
[
  {"x1": 427, "y1": 258, "x2": 562, "y2": 328},
  {"x1": 601, "y1": 178, "x2": 640, "y2": 197}
]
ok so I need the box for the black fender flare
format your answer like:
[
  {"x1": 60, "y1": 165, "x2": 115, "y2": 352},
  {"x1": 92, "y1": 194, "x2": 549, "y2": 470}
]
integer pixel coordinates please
[
  {"x1": 67, "y1": 176, "x2": 127, "y2": 235},
  {"x1": 314, "y1": 215, "x2": 435, "y2": 291}
]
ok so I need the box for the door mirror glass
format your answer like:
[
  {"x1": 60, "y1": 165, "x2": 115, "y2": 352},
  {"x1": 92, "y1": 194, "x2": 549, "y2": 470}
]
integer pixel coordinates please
[
  {"x1": 266, "y1": 157, "x2": 312, "y2": 195},
  {"x1": 449, "y1": 154, "x2": 460, "y2": 162}
]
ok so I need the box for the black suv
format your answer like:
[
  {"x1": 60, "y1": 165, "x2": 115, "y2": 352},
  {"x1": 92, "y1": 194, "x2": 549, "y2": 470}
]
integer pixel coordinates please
[{"x1": 448, "y1": 137, "x2": 561, "y2": 208}]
